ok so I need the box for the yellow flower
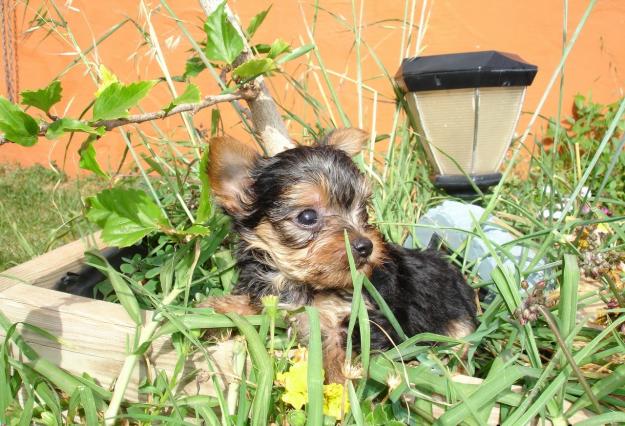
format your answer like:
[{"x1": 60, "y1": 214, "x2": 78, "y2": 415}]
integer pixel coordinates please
[
  {"x1": 277, "y1": 361, "x2": 309, "y2": 394},
  {"x1": 323, "y1": 383, "x2": 349, "y2": 419},
  {"x1": 277, "y1": 360, "x2": 309, "y2": 409},
  {"x1": 276, "y1": 349, "x2": 350, "y2": 418},
  {"x1": 281, "y1": 388, "x2": 308, "y2": 410}
]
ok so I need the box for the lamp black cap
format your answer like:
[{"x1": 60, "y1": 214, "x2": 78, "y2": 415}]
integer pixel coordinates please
[{"x1": 396, "y1": 50, "x2": 537, "y2": 92}]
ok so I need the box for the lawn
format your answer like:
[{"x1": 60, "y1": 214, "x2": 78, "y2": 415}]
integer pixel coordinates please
[{"x1": 0, "y1": 164, "x2": 103, "y2": 270}]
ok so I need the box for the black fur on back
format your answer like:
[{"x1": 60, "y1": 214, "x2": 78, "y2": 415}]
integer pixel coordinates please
[{"x1": 363, "y1": 244, "x2": 477, "y2": 350}]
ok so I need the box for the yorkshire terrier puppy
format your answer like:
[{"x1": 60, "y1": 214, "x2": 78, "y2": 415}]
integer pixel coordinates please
[{"x1": 202, "y1": 128, "x2": 477, "y2": 382}]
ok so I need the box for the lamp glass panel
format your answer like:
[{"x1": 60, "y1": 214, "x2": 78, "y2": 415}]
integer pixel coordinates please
[
  {"x1": 412, "y1": 88, "x2": 475, "y2": 175},
  {"x1": 474, "y1": 87, "x2": 525, "y2": 174}
]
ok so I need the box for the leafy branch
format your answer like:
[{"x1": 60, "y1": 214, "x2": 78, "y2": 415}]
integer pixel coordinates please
[{"x1": 0, "y1": 88, "x2": 257, "y2": 146}]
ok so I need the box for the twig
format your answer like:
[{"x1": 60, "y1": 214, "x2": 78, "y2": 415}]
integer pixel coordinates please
[
  {"x1": 199, "y1": 0, "x2": 294, "y2": 156},
  {"x1": 536, "y1": 305, "x2": 603, "y2": 414},
  {"x1": 0, "y1": 90, "x2": 256, "y2": 145}
]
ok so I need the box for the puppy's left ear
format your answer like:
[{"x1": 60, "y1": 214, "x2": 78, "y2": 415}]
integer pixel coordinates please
[
  {"x1": 208, "y1": 136, "x2": 259, "y2": 217},
  {"x1": 322, "y1": 127, "x2": 369, "y2": 157}
]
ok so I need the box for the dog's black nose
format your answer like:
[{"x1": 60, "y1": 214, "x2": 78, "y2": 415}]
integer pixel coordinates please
[{"x1": 351, "y1": 237, "x2": 373, "y2": 259}]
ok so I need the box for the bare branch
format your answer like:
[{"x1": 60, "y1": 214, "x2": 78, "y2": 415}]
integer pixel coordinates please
[
  {"x1": 199, "y1": 0, "x2": 295, "y2": 156},
  {"x1": 92, "y1": 90, "x2": 253, "y2": 130},
  {"x1": 0, "y1": 90, "x2": 255, "y2": 145}
]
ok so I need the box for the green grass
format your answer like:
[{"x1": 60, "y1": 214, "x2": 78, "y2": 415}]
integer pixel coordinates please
[
  {"x1": 0, "y1": 164, "x2": 104, "y2": 270},
  {"x1": 1, "y1": 1, "x2": 625, "y2": 425}
]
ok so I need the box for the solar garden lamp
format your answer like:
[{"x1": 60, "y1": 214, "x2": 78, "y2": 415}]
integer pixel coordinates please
[{"x1": 395, "y1": 51, "x2": 537, "y2": 199}]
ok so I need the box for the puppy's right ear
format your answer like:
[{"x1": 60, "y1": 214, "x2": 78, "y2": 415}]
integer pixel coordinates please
[
  {"x1": 323, "y1": 127, "x2": 368, "y2": 157},
  {"x1": 208, "y1": 136, "x2": 259, "y2": 216}
]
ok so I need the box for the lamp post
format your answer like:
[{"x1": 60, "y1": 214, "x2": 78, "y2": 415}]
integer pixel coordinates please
[{"x1": 395, "y1": 51, "x2": 537, "y2": 199}]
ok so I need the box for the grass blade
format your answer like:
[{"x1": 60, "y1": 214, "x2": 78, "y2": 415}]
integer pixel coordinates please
[
  {"x1": 305, "y1": 306, "x2": 324, "y2": 426},
  {"x1": 559, "y1": 254, "x2": 580, "y2": 338},
  {"x1": 575, "y1": 412, "x2": 625, "y2": 426},
  {"x1": 80, "y1": 386, "x2": 99, "y2": 425},
  {"x1": 566, "y1": 362, "x2": 625, "y2": 417},
  {"x1": 85, "y1": 251, "x2": 143, "y2": 326},
  {"x1": 347, "y1": 380, "x2": 364, "y2": 425},
  {"x1": 17, "y1": 395, "x2": 34, "y2": 426},
  {"x1": 436, "y1": 364, "x2": 531, "y2": 426},
  {"x1": 225, "y1": 313, "x2": 273, "y2": 426}
]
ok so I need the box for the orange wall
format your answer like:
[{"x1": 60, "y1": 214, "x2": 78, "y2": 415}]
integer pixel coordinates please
[{"x1": 1, "y1": 0, "x2": 624, "y2": 174}]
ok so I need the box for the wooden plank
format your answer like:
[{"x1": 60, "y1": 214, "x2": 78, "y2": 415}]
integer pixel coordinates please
[
  {"x1": 0, "y1": 282, "x2": 236, "y2": 401},
  {"x1": 0, "y1": 233, "x2": 105, "y2": 291}
]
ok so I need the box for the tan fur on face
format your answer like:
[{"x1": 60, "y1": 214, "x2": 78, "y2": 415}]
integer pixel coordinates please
[
  {"x1": 283, "y1": 182, "x2": 328, "y2": 209},
  {"x1": 243, "y1": 218, "x2": 386, "y2": 289},
  {"x1": 238, "y1": 169, "x2": 382, "y2": 289}
]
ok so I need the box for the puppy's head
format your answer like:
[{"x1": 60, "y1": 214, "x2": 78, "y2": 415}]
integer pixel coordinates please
[{"x1": 208, "y1": 128, "x2": 385, "y2": 289}]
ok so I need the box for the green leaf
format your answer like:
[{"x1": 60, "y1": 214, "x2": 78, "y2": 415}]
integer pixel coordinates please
[
  {"x1": 287, "y1": 410, "x2": 307, "y2": 426},
  {"x1": 276, "y1": 44, "x2": 315, "y2": 65},
  {"x1": 18, "y1": 395, "x2": 34, "y2": 426},
  {"x1": 181, "y1": 224, "x2": 210, "y2": 236},
  {"x1": 20, "y1": 80, "x2": 62, "y2": 114},
  {"x1": 0, "y1": 97, "x2": 40, "y2": 146},
  {"x1": 174, "y1": 245, "x2": 198, "y2": 292},
  {"x1": 95, "y1": 64, "x2": 120, "y2": 97},
  {"x1": 35, "y1": 382, "x2": 62, "y2": 425},
  {"x1": 85, "y1": 251, "x2": 143, "y2": 326},
  {"x1": 45, "y1": 118, "x2": 104, "y2": 140},
  {"x1": 163, "y1": 83, "x2": 201, "y2": 114},
  {"x1": 214, "y1": 249, "x2": 236, "y2": 292},
  {"x1": 252, "y1": 43, "x2": 271, "y2": 54},
  {"x1": 159, "y1": 255, "x2": 175, "y2": 297},
  {"x1": 86, "y1": 188, "x2": 168, "y2": 247},
  {"x1": 203, "y1": 1, "x2": 244, "y2": 64},
  {"x1": 92, "y1": 80, "x2": 156, "y2": 121},
  {"x1": 246, "y1": 6, "x2": 271, "y2": 38},
  {"x1": 184, "y1": 56, "x2": 206, "y2": 78},
  {"x1": 79, "y1": 135, "x2": 109, "y2": 178},
  {"x1": 268, "y1": 38, "x2": 290, "y2": 59},
  {"x1": 196, "y1": 147, "x2": 212, "y2": 223},
  {"x1": 233, "y1": 58, "x2": 277, "y2": 80}
]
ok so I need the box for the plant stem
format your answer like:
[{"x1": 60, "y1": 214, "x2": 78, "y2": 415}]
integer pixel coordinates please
[
  {"x1": 537, "y1": 305, "x2": 603, "y2": 414},
  {"x1": 0, "y1": 91, "x2": 255, "y2": 145},
  {"x1": 103, "y1": 287, "x2": 183, "y2": 425}
]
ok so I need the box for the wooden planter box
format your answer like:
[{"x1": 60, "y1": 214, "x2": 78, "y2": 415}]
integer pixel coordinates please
[
  {"x1": 0, "y1": 236, "x2": 595, "y2": 423},
  {"x1": 0, "y1": 234, "x2": 235, "y2": 402}
]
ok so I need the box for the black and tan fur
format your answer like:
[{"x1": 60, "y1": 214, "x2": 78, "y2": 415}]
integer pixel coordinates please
[{"x1": 202, "y1": 128, "x2": 477, "y2": 382}]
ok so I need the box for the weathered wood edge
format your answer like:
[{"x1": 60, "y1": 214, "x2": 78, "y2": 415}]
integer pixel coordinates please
[
  {"x1": 0, "y1": 234, "x2": 236, "y2": 402},
  {"x1": 0, "y1": 232, "x2": 104, "y2": 291}
]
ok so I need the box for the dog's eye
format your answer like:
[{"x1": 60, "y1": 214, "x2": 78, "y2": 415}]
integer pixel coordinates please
[{"x1": 296, "y1": 209, "x2": 318, "y2": 226}]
